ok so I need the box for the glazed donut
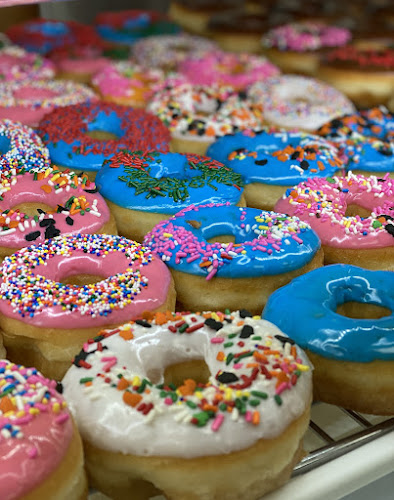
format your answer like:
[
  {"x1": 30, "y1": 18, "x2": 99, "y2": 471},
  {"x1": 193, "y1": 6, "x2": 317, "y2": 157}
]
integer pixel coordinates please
[
  {"x1": 144, "y1": 203, "x2": 323, "y2": 314},
  {"x1": 147, "y1": 82, "x2": 264, "y2": 155},
  {"x1": 317, "y1": 107, "x2": 394, "y2": 176},
  {"x1": 95, "y1": 150, "x2": 245, "y2": 242},
  {"x1": 0, "y1": 119, "x2": 50, "y2": 172},
  {"x1": 206, "y1": 129, "x2": 344, "y2": 210},
  {"x1": 92, "y1": 61, "x2": 165, "y2": 108},
  {"x1": 275, "y1": 172, "x2": 394, "y2": 270},
  {"x1": 37, "y1": 102, "x2": 171, "y2": 178},
  {"x1": 62, "y1": 310, "x2": 312, "y2": 500},
  {"x1": 0, "y1": 79, "x2": 96, "y2": 128},
  {"x1": 261, "y1": 22, "x2": 351, "y2": 75},
  {"x1": 0, "y1": 166, "x2": 117, "y2": 260},
  {"x1": 132, "y1": 34, "x2": 218, "y2": 72},
  {"x1": 263, "y1": 264, "x2": 394, "y2": 415},
  {"x1": 0, "y1": 233, "x2": 175, "y2": 380},
  {"x1": 248, "y1": 75, "x2": 355, "y2": 132},
  {"x1": 0, "y1": 46, "x2": 55, "y2": 82},
  {"x1": 0, "y1": 360, "x2": 88, "y2": 500}
]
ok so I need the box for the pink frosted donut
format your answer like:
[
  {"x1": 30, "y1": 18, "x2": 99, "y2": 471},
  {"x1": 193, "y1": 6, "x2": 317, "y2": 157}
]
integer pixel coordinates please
[
  {"x1": 179, "y1": 50, "x2": 280, "y2": 90},
  {"x1": 0, "y1": 359, "x2": 87, "y2": 500},
  {"x1": 275, "y1": 172, "x2": 394, "y2": 270},
  {"x1": 0, "y1": 46, "x2": 55, "y2": 82},
  {"x1": 0, "y1": 79, "x2": 97, "y2": 127},
  {"x1": 49, "y1": 45, "x2": 109, "y2": 82}
]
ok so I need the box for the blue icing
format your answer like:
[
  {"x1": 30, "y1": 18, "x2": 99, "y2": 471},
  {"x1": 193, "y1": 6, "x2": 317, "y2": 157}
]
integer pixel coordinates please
[
  {"x1": 0, "y1": 135, "x2": 11, "y2": 156},
  {"x1": 206, "y1": 130, "x2": 342, "y2": 186},
  {"x1": 262, "y1": 264, "x2": 394, "y2": 362},
  {"x1": 28, "y1": 21, "x2": 70, "y2": 37},
  {"x1": 144, "y1": 205, "x2": 321, "y2": 278},
  {"x1": 95, "y1": 152, "x2": 244, "y2": 213}
]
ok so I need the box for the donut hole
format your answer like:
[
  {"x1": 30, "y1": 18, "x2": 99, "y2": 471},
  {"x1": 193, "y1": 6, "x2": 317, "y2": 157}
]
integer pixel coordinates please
[
  {"x1": 61, "y1": 274, "x2": 106, "y2": 286},
  {"x1": 0, "y1": 136, "x2": 11, "y2": 155},
  {"x1": 207, "y1": 234, "x2": 236, "y2": 244},
  {"x1": 85, "y1": 116, "x2": 122, "y2": 141},
  {"x1": 12, "y1": 202, "x2": 54, "y2": 217},
  {"x1": 85, "y1": 130, "x2": 120, "y2": 141},
  {"x1": 345, "y1": 204, "x2": 372, "y2": 218},
  {"x1": 162, "y1": 359, "x2": 210, "y2": 387},
  {"x1": 336, "y1": 301, "x2": 391, "y2": 319}
]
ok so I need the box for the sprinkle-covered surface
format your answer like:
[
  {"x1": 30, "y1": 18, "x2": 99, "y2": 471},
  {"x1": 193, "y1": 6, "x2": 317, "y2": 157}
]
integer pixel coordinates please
[
  {"x1": 323, "y1": 46, "x2": 394, "y2": 71},
  {"x1": 248, "y1": 76, "x2": 355, "y2": 131},
  {"x1": 0, "y1": 79, "x2": 97, "y2": 128},
  {"x1": 37, "y1": 102, "x2": 170, "y2": 172},
  {"x1": 0, "y1": 119, "x2": 50, "y2": 172},
  {"x1": 133, "y1": 34, "x2": 217, "y2": 71},
  {"x1": 62, "y1": 310, "x2": 312, "y2": 457},
  {"x1": 206, "y1": 129, "x2": 344, "y2": 186},
  {"x1": 143, "y1": 203, "x2": 320, "y2": 279},
  {"x1": 0, "y1": 360, "x2": 73, "y2": 500},
  {"x1": 261, "y1": 22, "x2": 351, "y2": 52},
  {"x1": 0, "y1": 46, "x2": 55, "y2": 82},
  {"x1": 317, "y1": 107, "x2": 394, "y2": 173},
  {"x1": 0, "y1": 233, "x2": 171, "y2": 328},
  {"x1": 0, "y1": 166, "x2": 111, "y2": 249},
  {"x1": 263, "y1": 264, "x2": 394, "y2": 362},
  {"x1": 275, "y1": 172, "x2": 394, "y2": 249},
  {"x1": 147, "y1": 82, "x2": 265, "y2": 141},
  {"x1": 96, "y1": 150, "x2": 244, "y2": 213}
]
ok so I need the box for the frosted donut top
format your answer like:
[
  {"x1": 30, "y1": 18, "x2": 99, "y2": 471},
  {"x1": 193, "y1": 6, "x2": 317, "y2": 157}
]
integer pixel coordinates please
[{"x1": 0, "y1": 46, "x2": 55, "y2": 82}]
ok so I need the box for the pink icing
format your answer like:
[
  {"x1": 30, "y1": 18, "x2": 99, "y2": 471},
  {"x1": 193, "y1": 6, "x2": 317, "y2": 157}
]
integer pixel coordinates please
[
  {"x1": 52, "y1": 46, "x2": 110, "y2": 76},
  {"x1": 0, "y1": 46, "x2": 55, "y2": 82}
]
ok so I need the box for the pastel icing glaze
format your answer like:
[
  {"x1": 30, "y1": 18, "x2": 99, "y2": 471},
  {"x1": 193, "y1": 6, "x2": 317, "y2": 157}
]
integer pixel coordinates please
[
  {"x1": 179, "y1": 51, "x2": 280, "y2": 90},
  {"x1": 50, "y1": 45, "x2": 110, "y2": 76},
  {"x1": 317, "y1": 107, "x2": 394, "y2": 173},
  {"x1": 95, "y1": 151, "x2": 244, "y2": 214},
  {"x1": 248, "y1": 76, "x2": 355, "y2": 131},
  {"x1": 0, "y1": 166, "x2": 111, "y2": 248},
  {"x1": 38, "y1": 102, "x2": 171, "y2": 172},
  {"x1": 261, "y1": 22, "x2": 351, "y2": 51},
  {"x1": 206, "y1": 129, "x2": 344, "y2": 186},
  {"x1": 0, "y1": 360, "x2": 73, "y2": 500},
  {"x1": 275, "y1": 172, "x2": 394, "y2": 249},
  {"x1": 262, "y1": 264, "x2": 394, "y2": 362},
  {"x1": 0, "y1": 46, "x2": 55, "y2": 82},
  {"x1": 147, "y1": 82, "x2": 264, "y2": 141},
  {"x1": 143, "y1": 204, "x2": 320, "y2": 279},
  {"x1": 0, "y1": 119, "x2": 50, "y2": 171},
  {"x1": 62, "y1": 311, "x2": 312, "y2": 457},
  {"x1": 0, "y1": 233, "x2": 172, "y2": 329},
  {"x1": 0, "y1": 79, "x2": 97, "y2": 128}
]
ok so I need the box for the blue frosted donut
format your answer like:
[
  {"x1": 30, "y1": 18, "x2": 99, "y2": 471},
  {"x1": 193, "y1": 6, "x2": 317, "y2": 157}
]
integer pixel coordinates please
[
  {"x1": 263, "y1": 264, "x2": 394, "y2": 362},
  {"x1": 37, "y1": 102, "x2": 170, "y2": 174},
  {"x1": 143, "y1": 204, "x2": 321, "y2": 279}
]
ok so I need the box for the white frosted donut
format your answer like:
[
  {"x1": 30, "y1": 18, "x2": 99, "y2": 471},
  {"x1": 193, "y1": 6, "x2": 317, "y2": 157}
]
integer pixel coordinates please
[{"x1": 63, "y1": 310, "x2": 312, "y2": 499}]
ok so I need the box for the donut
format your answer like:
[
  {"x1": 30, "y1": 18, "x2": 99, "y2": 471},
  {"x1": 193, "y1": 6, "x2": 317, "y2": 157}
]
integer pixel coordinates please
[
  {"x1": 263, "y1": 264, "x2": 394, "y2": 415},
  {"x1": 147, "y1": 82, "x2": 264, "y2": 155},
  {"x1": 261, "y1": 22, "x2": 351, "y2": 75},
  {"x1": 143, "y1": 203, "x2": 323, "y2": 314},
  {"x1": 0, "y1": 233, "x2": 175, "y2": 379},
  {"x1": 248, "y1": 75, "x2": 355, "y2": 132},
  {"x1": 0, "y1": 46, "x2": 55, "y2": 82},
  {"x1": 275, "y1": 172, "x2": 394, "y2": 270},
  {"x1": 6, "y1": 18, "x2": 100, "y2": 55},
  {"x1": 318, "y1": 46, "x2": 394, "y2": 108},
  {"x1": 0, "y1": 119, "x2": 50, "y2": 172},
  {"x1": 0, "y1": 333, "x2": 5, "y2": 358},
  {"x1": 92, "y1": 61, "x2": 165, "y2": 108},
  {"x1": 62, "y1": 310, "x2": 312, "y2": 500},
  {"x1": 37, "y1": 102, "x2": 171, "y2": 179},
  {"x1": 0, "y1": 166, "x2": 117, "y2": 260},
  {"x1": 206, "y1": 129, "x2": 344, "y2": 210},
  {"x1": 317, "y1": 107, "x2": 394, "y2": 176},
  {"x1": 95, "y1": 150, "x2": 245, "y2": 242},
  {"x1": 0, "y1": 359, "x2": 88, "y2": 500},
  {"x1": 0, "y1": 79, "x2": 97, "y2": 128},
  {"x1": 179, "y1": 51, "x2": 280, "y2": 90},
  {"x1": 132, "y1": 34, "x2": 218, "y2": 72}
]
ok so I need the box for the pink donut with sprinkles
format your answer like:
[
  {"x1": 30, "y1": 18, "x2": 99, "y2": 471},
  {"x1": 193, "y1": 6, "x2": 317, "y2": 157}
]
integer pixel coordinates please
[
  {"x1": 275, "y1": 172, "x2": 394, "y2": 270},
  {"x1": 0, "y1": 46, "x2": 55, "y2": 82},
  {"x1": 0, "y1": 360, "x2": 87, "y2": 500}
]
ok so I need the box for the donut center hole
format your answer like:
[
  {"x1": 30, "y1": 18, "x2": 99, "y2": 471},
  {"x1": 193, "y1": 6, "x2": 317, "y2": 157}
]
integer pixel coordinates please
[
  {"x1": 207, "y1": 234, "x2": 236, "y2": 244},
  {"x1": 61, "y1": 274, "x2": 106, "y2": 286},
  {"x1": 12, "y1": 202, "x2": 54, "y2": 217},
  {"x1": 336, "y1": 301, "x2": 391, "y2": 319},
  {"x1": 85, "y1": 130, "x2": 120, "y2": 141},
  {"x1": 345, "y1": 204, "x2": 372, "y2": 218},
  {"x1": 156, "y1": 359, "x2": 210, "y2": 387}
]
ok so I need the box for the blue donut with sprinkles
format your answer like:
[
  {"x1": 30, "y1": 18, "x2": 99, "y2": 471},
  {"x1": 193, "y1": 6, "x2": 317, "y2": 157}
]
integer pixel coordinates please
[
  {"x1": 318, "y1": 106, "x2": 394, "y2": 174},
  {"x1": 206, "y1": 129, "x2": 344, "y2": 210},
  {"x1": 37, "y1": 102, "x2": 170, "y2": 176},
  {"x1": 143, "y1": 203, "x2": 322, "y2": 314},
  {"x1": 263, "y1": 264, "x2": 394, "y2": 414}
]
